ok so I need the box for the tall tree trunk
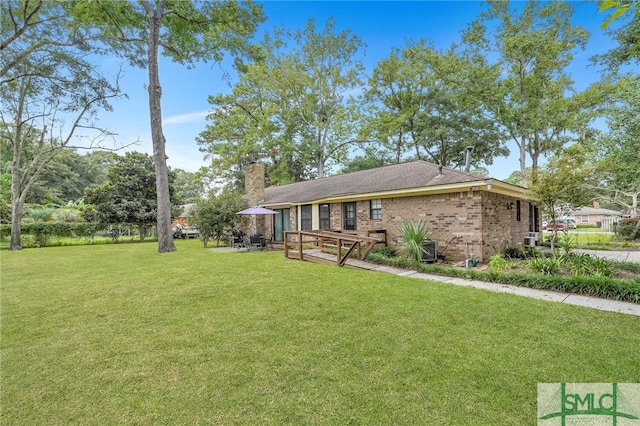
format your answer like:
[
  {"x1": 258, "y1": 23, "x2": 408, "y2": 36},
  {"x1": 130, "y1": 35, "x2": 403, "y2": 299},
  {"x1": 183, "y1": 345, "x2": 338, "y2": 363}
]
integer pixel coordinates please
[
  {"x1": 9, "y1": 185, "x2": 23, "y2": 251},
  {"x1": 9, "y1": 80, "x2": 27, "y2": 250},
  {"x1": 146, "y1": 3, "x2": 176, "y2": 253}
]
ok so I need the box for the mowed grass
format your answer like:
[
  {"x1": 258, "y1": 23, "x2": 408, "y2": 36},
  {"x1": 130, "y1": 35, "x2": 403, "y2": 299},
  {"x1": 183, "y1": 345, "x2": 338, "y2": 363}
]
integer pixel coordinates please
[{"x1": 2, "y1": 240, "x2": 639, "y2": 425}]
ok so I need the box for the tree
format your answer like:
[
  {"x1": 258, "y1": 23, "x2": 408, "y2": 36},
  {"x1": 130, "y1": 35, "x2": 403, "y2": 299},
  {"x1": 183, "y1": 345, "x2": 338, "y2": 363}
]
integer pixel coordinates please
[
  {"x1": 1, "y1": 0, "x2": 124, "y2": 250},
  {"x1": 188, "y1": 189, "x2": 245, "y2": 248},
  {"x1": 173, "y1": 169, "x2": 203, "y2": 205},
  {"x1": 460, "y1": 0, "x2": 592, "y2": 186},
  {"x1": 198, "y1": 18, "x2": 366, "y2": 185},
  {"x1": 590, "y1": 75, "x2": 640, "y2": 238},
  {"x1": 595, "y1": 0, "x2": 640, "y2": 70},
  {"x1": 361, "y1": 40, "x2": 507, "y2": 169},
  {"x1": 84, "y1": 152, "x2": 179, "y2": 240},
  {"x1": 528, "y1": 146, "x2": 592, "y2": 257},
  {"x1": 69, "y1": 0, "x2": 265, "y2": 253}
]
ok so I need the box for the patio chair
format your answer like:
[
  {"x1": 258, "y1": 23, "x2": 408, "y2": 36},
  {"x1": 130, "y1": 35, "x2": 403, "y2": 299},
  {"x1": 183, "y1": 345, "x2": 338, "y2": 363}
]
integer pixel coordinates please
[
  {"x1": 262, "y1": 233, "x2": 274, "y2": 250},
  {"x1": 249, "y1": 234, "x2": 263, "y2": 251},
  {"x1": 232, "y1": 230, "x2": 247, "y2": 251}
]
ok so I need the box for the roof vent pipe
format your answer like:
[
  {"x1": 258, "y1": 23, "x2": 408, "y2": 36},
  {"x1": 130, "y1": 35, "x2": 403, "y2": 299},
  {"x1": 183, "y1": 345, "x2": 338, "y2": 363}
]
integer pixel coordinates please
[
  {"x1": 438, "y1": 165, "x2": 443, "y2": 175},
  {"x1": 464, "y1": 146, "x2": 473, "y2": 172}
]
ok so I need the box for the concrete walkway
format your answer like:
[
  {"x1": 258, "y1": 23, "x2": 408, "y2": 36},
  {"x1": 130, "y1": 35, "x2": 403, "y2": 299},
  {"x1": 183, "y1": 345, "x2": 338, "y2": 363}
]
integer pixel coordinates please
[
  {"x1": 209, "y1": 246, "x2": 640, "y2": 317},
  {"x1": 339, "y1": 257, "x2": 640, "y2": 317},
  {"x1": 571, "y1": 248, "x2": 640, "y2": 263},
  {"x1": 400, "y1": 270, "x2": 640, "y2": 317}
]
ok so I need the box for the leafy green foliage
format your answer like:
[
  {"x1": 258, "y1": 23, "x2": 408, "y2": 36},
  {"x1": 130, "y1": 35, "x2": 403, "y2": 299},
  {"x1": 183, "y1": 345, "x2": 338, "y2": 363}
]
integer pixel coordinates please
[
  {"x1": 1, "y1": 0, "x2": 124, "y2": 250},
  {"x1": 398, "y1": 220, "x2": 432, "y2": 262},
  {"x1": 595, "y1": 0, "x2": 640, "y2": 70},
  {"x1": 83, "y1": 152, "x2": 178, "y2": 240},
  {"x1": 488, "y1": 253, "x2": 510, "y2": 273},
  {"x1": 361, "y1": 39, "x2": 506, "y2": 168},
  {"x1": 460, "y1": 0, "x2": 592, "y2": 185},
  {"x1": 528, "y1": 145, "x2": 592, "y2": 256},
  {"x1": 188, "y1": 190, "x2": 246, "y2": 248},
  {"x1": 557, "y1": 230, "x2": 577, "y2": 254},
  {"x1": 526, "y1": 256, "x2": 562, "y2": 275},
  {"x1": 0, "y1": 222, "x2": 101, "y2": 247},
  {"x1": 617, "y1": 218, "x2": 640, "y2": 240},
  {"x1": 198, "y1": 18, "x2": 366, "y2": 186},
  {"x1": 590, "y1": 75, "x2": 640, "y2": 220}
]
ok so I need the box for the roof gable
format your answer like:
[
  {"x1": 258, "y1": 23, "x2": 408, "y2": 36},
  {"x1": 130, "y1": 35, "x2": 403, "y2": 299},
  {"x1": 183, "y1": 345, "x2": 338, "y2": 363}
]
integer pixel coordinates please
[{"x1": 263, "y1": 161, "x2": 494, "y2": 205}]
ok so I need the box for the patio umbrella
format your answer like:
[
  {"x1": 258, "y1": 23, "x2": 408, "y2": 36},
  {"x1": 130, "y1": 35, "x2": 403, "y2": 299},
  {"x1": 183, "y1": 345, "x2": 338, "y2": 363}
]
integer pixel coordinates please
[{"x1": 236, "y1": 206, "x2": 278, "y2": 215}]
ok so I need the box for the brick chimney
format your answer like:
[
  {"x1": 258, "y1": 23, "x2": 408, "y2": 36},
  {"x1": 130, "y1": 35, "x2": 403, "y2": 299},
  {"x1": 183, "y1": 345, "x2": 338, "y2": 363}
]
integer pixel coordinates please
[
  {"x1": 593, "y1": 201, "x2": 600, "y2": 209},
  {"x1": 243, "y1": 162, "x2": 266, "y2": 236},
  {"x1": 244, "y1": 162, "x2": 265, "y2": 206}
]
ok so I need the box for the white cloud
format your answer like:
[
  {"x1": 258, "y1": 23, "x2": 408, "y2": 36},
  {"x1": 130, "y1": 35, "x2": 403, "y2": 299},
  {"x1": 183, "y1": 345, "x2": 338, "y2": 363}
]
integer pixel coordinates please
[{"x1": 163, "y1": 110, "x2": 210, "y2": 125}]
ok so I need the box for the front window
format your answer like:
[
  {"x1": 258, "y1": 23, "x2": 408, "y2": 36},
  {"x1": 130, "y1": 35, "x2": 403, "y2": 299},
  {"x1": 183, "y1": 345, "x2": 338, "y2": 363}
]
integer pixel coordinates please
[
  {"x1": 319, "y1": 204, "x2": 331, "y2": 230},
  {"x1": 370, "y1": 199, "x2": 382, "y2": 220},
  {"x1": 581, "y1": 215, "x2": 589, "y2": 223},
  {"x1": 343, "y1": 202, "x2": 356, "y2": 230},
  {"x1": 301, "y1": 204, "x2": 312, "y2": 230}
]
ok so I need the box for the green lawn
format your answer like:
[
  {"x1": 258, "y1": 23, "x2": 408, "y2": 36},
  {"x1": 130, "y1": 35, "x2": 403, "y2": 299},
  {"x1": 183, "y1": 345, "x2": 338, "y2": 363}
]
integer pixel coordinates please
[{"x1": 2, "y1": 240, "x2": 639, "y2": 425}]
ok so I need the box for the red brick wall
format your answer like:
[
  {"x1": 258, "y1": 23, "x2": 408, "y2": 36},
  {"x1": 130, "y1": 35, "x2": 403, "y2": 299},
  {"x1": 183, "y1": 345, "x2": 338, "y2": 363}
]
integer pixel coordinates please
[
  {"x1": 263, "y1": 191, "x2": 533, "y2": 262},
  {"x1": 320, "y1": 192, "x2": 531, "y2": 262}
]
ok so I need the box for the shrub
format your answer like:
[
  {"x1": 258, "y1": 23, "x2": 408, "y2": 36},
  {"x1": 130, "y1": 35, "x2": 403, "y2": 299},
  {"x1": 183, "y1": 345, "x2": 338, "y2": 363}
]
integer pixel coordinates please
[
  {"x1": 616, "y1": 218, "x2": 639, "y2": 241},
  {"x1": 504, "y1": 246, "x2": 533, "y2": 259},
  {"x1": 0, "y1": 222, "x2": 102, "y2": 247},
  {"x1": 577, "y1": 224, "x2": 599, "y2": 229},
  {"x1": 557, "y1": 231, "x2": 576, "y2": 254},
  {"x1": 398, "y1": 220, "x2": 432, "y2": 263},
  {"x1": 526, "y1": 256, "x2": 561, "y2": 275},
  {"x1": 489, "y1": 253, "x2": 509, "y2": 273},
  {"x1": 370, "y1": 245, "x2": 397, "y2": 258}
]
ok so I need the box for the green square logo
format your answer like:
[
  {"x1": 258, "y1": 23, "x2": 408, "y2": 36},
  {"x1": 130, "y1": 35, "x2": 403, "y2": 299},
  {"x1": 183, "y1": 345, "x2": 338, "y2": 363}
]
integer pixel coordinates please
[{"x1": 538, "y1": 383, "x2": 640, "y2": 425}]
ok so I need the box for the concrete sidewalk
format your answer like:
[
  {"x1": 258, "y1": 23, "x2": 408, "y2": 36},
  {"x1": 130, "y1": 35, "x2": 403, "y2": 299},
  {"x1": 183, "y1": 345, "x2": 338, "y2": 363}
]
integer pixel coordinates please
[
  {"x1": 209, "y1": 247, "x2": 640, "y2": 316},
  {"x1": 399, "y1": 270, "x2": 640, "y2": 317},
  {"x1": 571, "y1": 248, "x2": 640, "y2": 263},
  {"x1": 343, "y1": 257, "x2": 640, "y2": 317}
]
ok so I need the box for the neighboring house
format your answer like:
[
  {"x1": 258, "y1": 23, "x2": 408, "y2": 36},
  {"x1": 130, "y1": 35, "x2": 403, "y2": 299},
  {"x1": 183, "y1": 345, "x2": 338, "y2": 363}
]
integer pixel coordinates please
[
  {"x1": 245, "y1": 161, "x2": 538, "y2": 263},
  {"x1": 171, "y1": 204, "x2": 199, "y2": 238},
  {"x1": 569, "y1": 202, "x2": 621, "y2": 228},
  {"x1": 172, "y1": 203, "x2": 194, "y2": 228}
]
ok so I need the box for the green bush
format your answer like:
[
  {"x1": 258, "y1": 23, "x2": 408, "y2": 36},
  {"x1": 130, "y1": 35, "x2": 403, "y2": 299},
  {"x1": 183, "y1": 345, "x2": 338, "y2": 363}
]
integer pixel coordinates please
[
  {"x1": 0, "y1": 222, "x2": 101, "y2": 247},
  {"x1": 370, "y1": 245, "x2": 397, "y2": 258},
  {"x1": 616, "y1": 218, "x2": 639, "y2": 241},
  {"x1": 504, "y1": 246, "x2": 532, "y2": 259},
  {"x1": 398, "y1": 220, "x2": 432, "y2": 262},
  {"x1": 526, "y1": 256, "x2": 562, "y2": 275},
  {"x1": 489, "y1": 253, "x2": 510, "y2": 273},
  {"x1": 366, "y1": 251, "x2": 640, "y2": 303}
]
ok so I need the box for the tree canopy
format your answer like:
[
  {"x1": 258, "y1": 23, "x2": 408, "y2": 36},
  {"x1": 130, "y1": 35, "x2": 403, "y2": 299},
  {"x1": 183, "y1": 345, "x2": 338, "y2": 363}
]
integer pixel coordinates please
[
  {"x1": 198, "y1": 18, "x2": 366, "y2": 187},
  {"x1": 67, "y1": 0, "x2": 265, "y2": 252},
  {"x1": 1, "y1": 0, "x2": 124, "y2": 250},
  {"x1": 83, "y1": 152, "x2": 180, "y2": 240}
]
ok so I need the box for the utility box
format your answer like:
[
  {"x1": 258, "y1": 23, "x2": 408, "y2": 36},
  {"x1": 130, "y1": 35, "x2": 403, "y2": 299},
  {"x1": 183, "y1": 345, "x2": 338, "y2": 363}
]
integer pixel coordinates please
[{"x1": 421, "y1": 239, "x2": 438, "y2": 263}]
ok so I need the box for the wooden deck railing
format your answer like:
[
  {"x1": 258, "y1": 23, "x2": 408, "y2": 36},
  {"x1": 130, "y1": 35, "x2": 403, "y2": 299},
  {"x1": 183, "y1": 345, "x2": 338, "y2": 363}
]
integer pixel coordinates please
[{"x1": 283, "y1": 230, "x2": 386, "y2": 267}]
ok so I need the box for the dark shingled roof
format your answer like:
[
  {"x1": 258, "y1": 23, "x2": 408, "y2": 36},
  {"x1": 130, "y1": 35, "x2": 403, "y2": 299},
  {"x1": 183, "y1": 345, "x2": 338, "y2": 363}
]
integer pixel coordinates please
[{"x1": 263, "y1": 160, "x2": 487, "y2": 205}]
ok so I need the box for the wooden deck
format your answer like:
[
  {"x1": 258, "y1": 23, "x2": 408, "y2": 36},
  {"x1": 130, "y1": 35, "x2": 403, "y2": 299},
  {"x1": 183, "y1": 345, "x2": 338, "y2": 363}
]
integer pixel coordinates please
[{"x1": 283, "y1": 230, "x2": 386, "y2": 267}]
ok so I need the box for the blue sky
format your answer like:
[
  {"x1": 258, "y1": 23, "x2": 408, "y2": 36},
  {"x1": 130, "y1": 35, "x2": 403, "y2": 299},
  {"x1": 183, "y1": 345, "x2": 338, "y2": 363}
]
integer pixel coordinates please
[{"x1": 93, "y1": 1, "x2": 618, "y2": 180}]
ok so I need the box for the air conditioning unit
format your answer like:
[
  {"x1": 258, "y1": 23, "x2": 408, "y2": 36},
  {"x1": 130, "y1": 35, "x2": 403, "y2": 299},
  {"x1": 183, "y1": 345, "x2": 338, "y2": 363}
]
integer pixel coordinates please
[
  {"x1": 421, "y1": 239, "x2": 438, "y2": 263},
  {"x1": 524, "y1": 236, "x2": 536, "y2": 247},
  {"x1": 528, "y1": 232, "x2": 539, "y2": 241}
]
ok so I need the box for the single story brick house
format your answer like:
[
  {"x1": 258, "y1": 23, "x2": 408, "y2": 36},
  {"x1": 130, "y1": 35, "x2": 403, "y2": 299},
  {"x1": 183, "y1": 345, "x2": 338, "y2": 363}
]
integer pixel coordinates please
[
  {"x1": 244, "y1": 161, "x2": 539, "y2": 263},
  {"x1": 569, "y1": 202, "x2": 622, "y2": 227}
]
